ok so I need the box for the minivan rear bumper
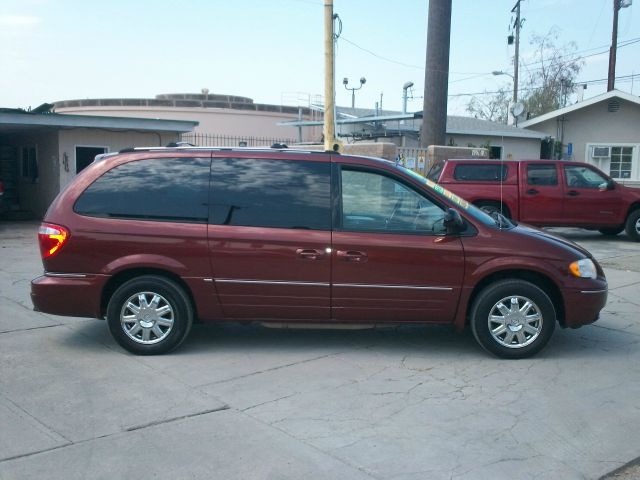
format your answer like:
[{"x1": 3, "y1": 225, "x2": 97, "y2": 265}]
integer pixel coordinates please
[
  {"x1": 31, "y1": 273, "x2": 109, "y2": 318},
  {"x1": 563, "y1": 287, "x2": 608, "y2": 328}
]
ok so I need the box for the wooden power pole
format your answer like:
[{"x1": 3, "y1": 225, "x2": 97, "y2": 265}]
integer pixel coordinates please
[
  {"x1": 323, "y1": 0, "x2": 338, "y2": 152},
  {"x1": 420, "y1": 0, "x2": 452, "y2": 148}
]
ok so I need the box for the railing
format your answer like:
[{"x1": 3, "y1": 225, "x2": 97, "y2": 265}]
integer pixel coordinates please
[{"x1": 180, "y1": 133, "x2": 296, "y2": 148}]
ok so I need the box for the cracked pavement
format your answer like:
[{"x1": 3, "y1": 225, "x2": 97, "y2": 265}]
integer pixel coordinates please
[{"x1": 0, "y1": 222, "x2": 639, "y2": 479}]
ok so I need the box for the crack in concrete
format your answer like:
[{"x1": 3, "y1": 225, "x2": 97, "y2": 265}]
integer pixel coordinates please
[
  {"x1": 0, "y1": 405, "x2": 231, "y2": 464},
  {"x1": 126, "y1": 405, "x2": 230, "y2": 431}
]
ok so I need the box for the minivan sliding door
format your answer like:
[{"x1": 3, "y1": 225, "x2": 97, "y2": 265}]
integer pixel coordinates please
[{"x1": 207, "y1": 156, "x2": 332, "y2": 320}]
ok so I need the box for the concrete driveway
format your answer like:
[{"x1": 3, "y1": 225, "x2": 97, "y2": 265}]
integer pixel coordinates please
[{"x1": 1, "y1": 221, "x2": 639, "y2": 480}]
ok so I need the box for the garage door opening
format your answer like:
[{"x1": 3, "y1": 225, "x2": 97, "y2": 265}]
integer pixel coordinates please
[{"x1": 76, "y1": 146, "x2": 107, "y2": 174}]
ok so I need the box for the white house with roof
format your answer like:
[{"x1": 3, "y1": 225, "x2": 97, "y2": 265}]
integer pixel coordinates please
[{"x1": 520, "y1": 90, "x2": 640, "y2": 186}]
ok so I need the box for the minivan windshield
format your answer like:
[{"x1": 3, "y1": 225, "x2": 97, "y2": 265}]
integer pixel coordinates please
[{"x1": 396, "y1": 165, "x2": 515, "y2": 229}]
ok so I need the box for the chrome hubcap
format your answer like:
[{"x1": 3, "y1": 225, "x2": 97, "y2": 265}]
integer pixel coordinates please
[
  {"x1": 120, "y1": 292, "x2": 174, "y2": 344},
  {"x1": 635, "y1": 218, "x2": 640, "y2": 234},
  {"x1": 488, "y1": 295, "x2": 543, "y2": 349}
]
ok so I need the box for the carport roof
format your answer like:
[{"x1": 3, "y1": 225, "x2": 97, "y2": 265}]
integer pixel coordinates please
[{"x1": 0, "y1": 111, "x2": 198, "y2": 133}]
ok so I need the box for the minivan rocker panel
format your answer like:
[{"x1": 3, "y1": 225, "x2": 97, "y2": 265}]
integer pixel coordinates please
[{"x1": 32, "y1": 147, "x2": 607, "y2": 358}]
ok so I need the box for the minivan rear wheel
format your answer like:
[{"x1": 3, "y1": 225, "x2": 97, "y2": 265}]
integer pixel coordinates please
[
  {"x1": 470, "y1": 280, "x2": 556, "y2": 359},
  {"x1": 107, "y1": 275, "x2": 193, "y2": 355}
]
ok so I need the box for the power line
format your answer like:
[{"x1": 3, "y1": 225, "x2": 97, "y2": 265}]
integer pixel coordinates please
[
  {"x1": 340, "y1": 32, "x2": 640, "y2": 77},
  {"x1": 446, "y1": 72, "x2": 640, "y2": 97}
]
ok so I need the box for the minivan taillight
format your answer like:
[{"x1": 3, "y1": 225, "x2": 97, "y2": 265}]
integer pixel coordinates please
[{"x1": 38, "y1": 223, "x2": 69, "y2": 258}]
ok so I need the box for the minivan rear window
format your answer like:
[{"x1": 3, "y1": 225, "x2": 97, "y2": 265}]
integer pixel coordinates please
[
  {"x1": 74, "y1": 157, "x2": 210, "y2": 223},
  {"x1": 453, "y1": 164, "x2": 508, "y2": 181},
  {"x1": 210, "y1": 158, "x2": 331, "y2": 230}
]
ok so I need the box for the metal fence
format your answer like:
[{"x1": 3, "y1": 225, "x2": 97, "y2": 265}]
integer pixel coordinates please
[{"x1": 180, "y1": 133, "x2": 296, "y2": 148}]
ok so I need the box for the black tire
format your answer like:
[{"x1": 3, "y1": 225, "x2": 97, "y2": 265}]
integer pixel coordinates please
[
  {"x1": 476, "y1": 201, "x2": 511, "y2": 219},
  {"x1": 470, "y1": 279, "x2": 556, "y2": 359},
  {"x1": 598, "y1": 226, "x2": 624, "y2": 236},
  {"x1": 625, "y1": 210, "x2": 640, "y2": 242},
  {"x1": 106, "y1": 275, "x2": 193, "y2": 355}
]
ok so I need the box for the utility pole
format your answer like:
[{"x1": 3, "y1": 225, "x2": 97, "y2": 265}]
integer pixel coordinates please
[
  {"x1": 323, "y1": 0, "x2": 339, "y2": 152},
  {"x1": 608, "y1": 0, "x2": 620, "y2": 91},
  {"x1": 608, "y1": 0, "x2": 633, "y2": 91},
  {"x1": 512, "y1": 0, "x2": 523, "y2": 104},
  {"x1": 420, "y1": 0, "x2": 452, "y2": 148}
]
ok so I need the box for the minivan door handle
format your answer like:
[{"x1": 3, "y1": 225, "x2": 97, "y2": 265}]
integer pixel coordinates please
[
  {"x1": 567, "y1": 190, "x2": 580, "y2": 197},
  {"x1": 526, "y1": 188, "x2": 539, "y2": 195},
  {"x1": 296, "y1": 248, "x2": 324, "y2": 260},
  {"x1": 337, "y1": 250, "x2": 368, "y2": 263}
]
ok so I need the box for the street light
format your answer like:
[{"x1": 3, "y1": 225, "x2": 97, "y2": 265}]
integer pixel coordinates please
[
  {"x1": 343, "y1": 76, "x2": 366, "y2": 108},
  {"x1": 492, "y1": 70, "x2": 513, "y2": 79}
]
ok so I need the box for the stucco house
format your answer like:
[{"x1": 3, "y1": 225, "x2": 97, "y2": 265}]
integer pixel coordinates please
[{"x1": 520, "y1": 90, "x2": 640, "y2": 186}]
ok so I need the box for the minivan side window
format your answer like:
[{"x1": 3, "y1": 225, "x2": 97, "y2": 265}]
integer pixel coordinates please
[
  {"x1": 210, "y1": 158, "x2": 331, "y2": 230},
  {"x1": 453, "y1": 164, "x2": 508, "y2": 181},
  {"x1": 340, "y1": 168, "x2": 446, "y2": 234},
  {"x1": 527, "y1": 164, "x2": 558, "y2": 186},
  {"x1": 74, "y1": 157, "x2": 210, "y2": 223}
]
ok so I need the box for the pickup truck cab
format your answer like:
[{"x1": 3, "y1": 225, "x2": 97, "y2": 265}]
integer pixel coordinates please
[{"x1": 427, "y1": 159, "x2": 640, "y2": 241}]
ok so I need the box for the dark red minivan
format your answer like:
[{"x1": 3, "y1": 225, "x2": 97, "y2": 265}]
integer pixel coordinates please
[{"x1": 31, "y1": 147, "x2": 608, "y2": 358}]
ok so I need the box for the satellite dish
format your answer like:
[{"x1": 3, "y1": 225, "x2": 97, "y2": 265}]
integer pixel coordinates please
[{"x1": 511, "y1": 102, "x2": 525, "y2": 118}]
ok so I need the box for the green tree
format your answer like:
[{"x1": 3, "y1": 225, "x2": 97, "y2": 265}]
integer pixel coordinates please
[
  {"x1": 466, "y1": 28, "x2": 583, "y2": 123},
  {"x1": 522, "y1": 28, "x2": 583, "y2": 118},
  {"x1": 465, "y1": 86, "x2": 510, "y2": 123}
]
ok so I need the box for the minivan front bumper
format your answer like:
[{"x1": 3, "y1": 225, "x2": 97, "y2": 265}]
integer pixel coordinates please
[
  {"x1": 563, "y1": 286, "x2": 608, "y2": 328},
  {"x1": 31, "y1": 273, "x2": 108, "y2": 318}
]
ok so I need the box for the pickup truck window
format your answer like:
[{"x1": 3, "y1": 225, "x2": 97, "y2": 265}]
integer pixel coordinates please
[
  {"x1": 426, "y1": 161, "x2": 444, "y2": 181},
  {"x1": 527, "y1": 164, "x2": 558, "y2": 186},
  {"x1": 453, "y1": 164, "x2": 508, "y2": 182},
  {"x1": 564, "y1": 165, "x2": 608, "y2": 189}
]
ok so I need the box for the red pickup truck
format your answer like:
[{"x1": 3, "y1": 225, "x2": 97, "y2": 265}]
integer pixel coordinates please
[{"x1": 427, "y1": 159, "x2": 640, "y2": 241}]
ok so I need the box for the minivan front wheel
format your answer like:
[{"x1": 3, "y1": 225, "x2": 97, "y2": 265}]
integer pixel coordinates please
[
  {"x1": 107, "y1": 275, "x2": 193, "y2": 355},
  {"x1": 470, "y1": 280, "x2": 556, "y2": 359}
]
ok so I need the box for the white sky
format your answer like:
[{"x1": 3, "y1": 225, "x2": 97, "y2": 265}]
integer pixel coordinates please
[{"x1": 1, "y1": 0, "x2": 638, "y2": 115}]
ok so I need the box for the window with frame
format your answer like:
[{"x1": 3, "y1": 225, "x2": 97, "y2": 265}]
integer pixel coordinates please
[
  {"x1": 564, "y1": 165, "x2": 608, "y2": 189},
  {"x1": 340, "y1": 169, "x2": 446, "y2": 234},
  {"x1": 210, "y1": 158, "x2": 331, "y2": 230},
  {"x1": 610, "y1": 147, "x2": 633, "y2": 179},
  {"x1": 527, "y1": 164, "x2": 557, "y2": 186},
  {"x1": 21, "y1": 146, "x2": 38, "y2": 183},
  {"x1": 74, "y1": 157, "x2": 211, "y2": 223},
  {"x1": 453, "y1": 164, "x2": 508, "y2": 182}
]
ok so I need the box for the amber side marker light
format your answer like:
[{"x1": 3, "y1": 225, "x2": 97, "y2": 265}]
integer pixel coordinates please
[{"x1": 38, "y1": 223, "x2": 69, "y2": 258}]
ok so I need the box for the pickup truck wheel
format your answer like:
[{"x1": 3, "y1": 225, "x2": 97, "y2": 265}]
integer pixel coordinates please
[
  {"x1": 625, "y1": 210, "x2": 640, "y2": 242},
  {"x1": 598, "y1": 226, "x2": 624, "y2": 236},
  {"x1": 107, "y1": 275, "x2": 193, "y2": 355},
  {"x1": 470, "y1": 280, "x2": 556, "y2": 359},
  {"x1": 476, "y1": 201, "x2": 511, "y2": 219}
]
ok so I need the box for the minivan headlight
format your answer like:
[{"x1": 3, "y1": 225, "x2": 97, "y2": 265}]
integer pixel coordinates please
[{"x1": 569, "y1": 259, "x2": 597, "y2": 279}]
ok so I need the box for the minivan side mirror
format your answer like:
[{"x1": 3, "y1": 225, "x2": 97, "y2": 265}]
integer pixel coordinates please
[{"x1": 443, "y1": 208, "x2": 464, "y2": 235}]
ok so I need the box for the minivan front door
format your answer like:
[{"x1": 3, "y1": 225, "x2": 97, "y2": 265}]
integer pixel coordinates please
[
  {"x1": 331, "y1": 166, "x2": 465, "y2": 323},
  {"x1": 208, "y1": 156, "x2": 332, "y2": 320}
]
